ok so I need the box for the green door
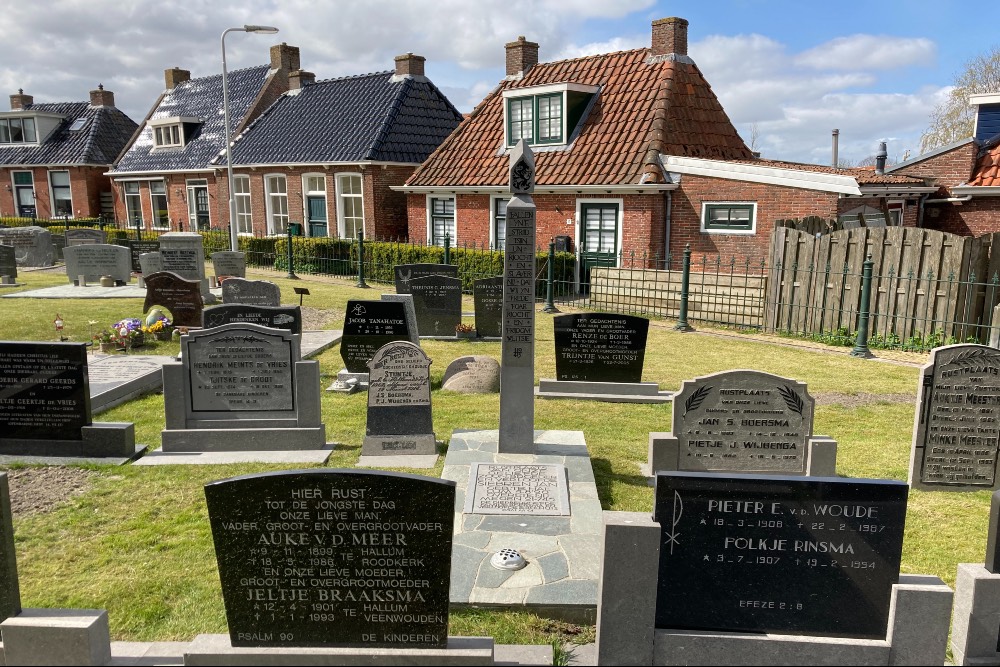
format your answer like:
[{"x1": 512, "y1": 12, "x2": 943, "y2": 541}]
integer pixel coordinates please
[
  {"x1": 579, "y1": 203, "x2": 619, "y2": 291},
  {"x1": 307, "y1": 195, "x2": 327, "y2": 237}
]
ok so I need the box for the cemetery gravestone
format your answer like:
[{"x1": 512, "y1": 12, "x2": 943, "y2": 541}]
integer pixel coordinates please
[
  {"x1": 553, "y1": 313, "x2": 648, "y2": 383},
  {"x1": 654, "y1": 471, "x2": 907, "y2": 639},
  {"x1": 951, "y1": 490, "x2": 1000, "y2": 665},
  {"x1": 909, "y1": 344, "x2": 1000, "y2": 491},
  {"x1": 88, "y1": 355, "x2": 171, "y2": 414},
  {"x1": 63, "y1": 244, "x2": 131, "y2": 285},
  {"x1": 138, "y1": 251, "x2": 164, "y2": 276},
  {"x1": 473, "y1": 277, "x2": 503, "y2": 338},
  {"x1": 161, "y1": 323, "x2": 325, "y2": 451},
  {"x1": 158, "y1": 231, "x2": 213, "y2": 301},
  {"x1": 499, "y1": 140, "x2": 536, "y2": 453},
  {"x1": 0, "y1": 474, "x2": 20, "y2": 622},
  {"x1": 0, "y1": 341, "x2": 135, "y2": 458},
  {"x1": 441, "y1": 356, "x2": 500, "y2": 394},
  {"x1": 143, "y1": 271, "x2": 203, "y2": 328},
  {"x1": 339, "y1": 300, "x2": 411, "y2": 374},
  {"x1": 0, "y1": 245, "x2": 17, "y2": 282},
  {"x1": 0, "y1": 226, "x2": 54, "y2": 267},
  {"x1": 464, "y1": 463, "x2": 569, "y2": 515},
  {"x1": 648, "y1": 369, "x2": 837, "y2": 477},
  {"x1": 64, "y1": 228, "x2": 105, "y2": 246},
  {"x1": 203, "y1": 304, "x2": 302, "y2": 335},
  {"x1": 211, "y1": 251, "x2": 246, "y2": 280},
  {"x1": 408, "y1": 274, "x2": 462, "y2": 337},
  {"x1": 380, "y1": 294, "x2": 420, "y2": 343},
  {"x1": 51, "y1": 233, "x2": 66, "y2": 261},
  {"x1": 363, "y1": 341, "x2": 435, "y2": 456},
  {"x1": 128, "y1": 240, "x2": 161, "y2": 272},
  {"x1": 222, "y1": 277, "x2": 281, "y2": 307},
  {"x1": 394, "y1": 263, "x2": 458, "y2": 295},
  {"x1": 204, "y1": 469, "x2": 455, "y2": 648}
]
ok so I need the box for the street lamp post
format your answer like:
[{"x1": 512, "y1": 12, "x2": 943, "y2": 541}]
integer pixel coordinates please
[{"x1": 222, "y1": 24, "x2": 279, "y2": 252}]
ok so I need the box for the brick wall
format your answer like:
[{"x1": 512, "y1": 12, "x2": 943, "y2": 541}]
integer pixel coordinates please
[
  {"x1": 0, "y1": 166, "x2": 110, "y2": 218},
  {"x1": 893, "y1": 142, "x2": 977, "y2": 187},
  {"x1": 926, "y1": 198, "x2": 1000, "y2": 236}
]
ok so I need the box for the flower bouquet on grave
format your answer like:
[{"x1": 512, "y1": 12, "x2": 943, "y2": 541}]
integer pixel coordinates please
[
  {"x1": 112, "y1": 318, "x2": 145, "y2": 351},
  {"x1": 92, "y1": 328, "x2": 118, "y2": 353},
  {"x1": 455, "y1": 322, "x2": 476, "y2": 339},
  {"x1": 142, "y1": 312, "x2": 174, "y2": 341}
]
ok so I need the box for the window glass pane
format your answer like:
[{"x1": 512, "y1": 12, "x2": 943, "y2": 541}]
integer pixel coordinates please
[
  {"x1": 13, "y1": 172, "x2": 32, "y2": 185},
  {"x1": 730, "y1": 209, "x2": 750, "y2": 222},
  {"x1": 124, "y1": 182, "x2": 140, "y2": 194},
  {"x1": 9, "y1": 119, "x2": 23, "y2": 142},
  {"x1": 50, "y1": 171, "x2": 70, "y2": 187},
  {"x1": 0, "y1": 120, "x2": 8, "y2": 143},
  {"x1": 430, "y1": 197, "x2": 455, "y2": 246},
  {"x1": 150, "y1": 180, "x2": 165, "y2": 194},
  {"x1": 22, "y1": 118, "x2": 35, "y2": 142}
]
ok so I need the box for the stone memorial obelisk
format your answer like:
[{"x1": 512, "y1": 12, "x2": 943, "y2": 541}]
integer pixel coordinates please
[{"x1": 498, "y1": 140, "x2": 536, "y2": 453}]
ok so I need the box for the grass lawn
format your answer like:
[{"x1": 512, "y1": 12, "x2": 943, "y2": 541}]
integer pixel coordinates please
[{"x1": 0, "y1": 264, "x2": 986, "y2": 646}]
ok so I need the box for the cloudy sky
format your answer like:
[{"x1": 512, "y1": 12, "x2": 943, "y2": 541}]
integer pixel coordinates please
[{"x1": 0, "y1": 0, "x2": 986, "y2": 165}]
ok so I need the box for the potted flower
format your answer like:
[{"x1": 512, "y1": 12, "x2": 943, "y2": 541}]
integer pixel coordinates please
[
  {"x1": 143, "y1": 313, "x2": 174, "y2": 341},
  {"x1": 455, "y1": 322, "x2": 476, "y2": 339},
  {"x1": 113, "y1": 318, "x2": 145, "y2": 351},
  {"x1": 92, "y1": 328, "x2": 117, "y2": 354}
]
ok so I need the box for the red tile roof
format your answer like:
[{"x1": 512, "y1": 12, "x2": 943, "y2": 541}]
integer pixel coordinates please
[
  {"x1": 406, "y1": 48, "x2": 753, "y2": 188},
  {"x1": 969, "y1": 143, "x2": 1000, "y2": 186}
]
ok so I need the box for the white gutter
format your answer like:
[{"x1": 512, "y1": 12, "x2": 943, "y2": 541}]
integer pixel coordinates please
[
  {"x1": 661, "y1": 155, "x2": 862, "y2": 195},
  {"x1": 393, "y1": 183, "x2": 677, "y2": 194},
  {"x1": 925, "y1": 195, "x2": 974, "y2": 203},
  {"x1": 952, "y1": 185, "x2": 1000, "y2": 197}
]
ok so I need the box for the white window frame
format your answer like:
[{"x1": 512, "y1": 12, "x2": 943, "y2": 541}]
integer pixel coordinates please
[
  {"x1": 575, "y1": 198, "x2": 624, "y2": 265},
  {"x1": 334, "y1": 173, "x2": 364, "y2": 239},
  {"x1": 489, "y1": 195, "x2": 508, "y2": 251},
  {"x1": 148, "y1": 180, "x2": 170, "y2": 230},
  {"x1": 123, "y1": 181, "x2": 143, "y2": 228},
  {"x1": 264, "y1": 173, "x2": 289, "y2": 235},
  {"x1": 48, "y1": 170, "x2": 73, "y2": 218},
  {"x1": 425, "y1": 194, "x2": 457, "y2": 247},
  {"x1": 152, "y1": 124, "x2": 183, "y2": 148},
  {"x1": 233, "y1": 175, "x2": 253, "y2": 235},
  {"x1": 502, "y1": 82, "x2": 598, "y2": 148},
  {"x1": 301, "y1": 172, "x2": 328, "y2": 238},
  {"x1": 0, "y1": 117, "x2": 38, "y2": 145},
  {"x1": 700, "y1": 201, "x2": 758, "y2": 235}
]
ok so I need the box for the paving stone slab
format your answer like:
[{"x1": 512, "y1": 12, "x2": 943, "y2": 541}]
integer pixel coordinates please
[{"x1": 132, "y1": 446, "x2": 334, "y2": 466}]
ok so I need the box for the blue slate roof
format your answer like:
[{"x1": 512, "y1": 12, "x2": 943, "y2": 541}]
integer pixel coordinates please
[
  {"x1": 112, "y1": 65, "x2": 271, "y2": 173},
  {"x1": 0, "y1": 101, "x2": 137, "y2": 166},
  {"x1": 224, "y1": 71, "x2": 463, "y2": 165}
]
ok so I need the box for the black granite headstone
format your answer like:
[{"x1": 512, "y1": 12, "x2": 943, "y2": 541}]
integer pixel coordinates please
[
  {"x1": 987, "y1": 490, "x2": 1000, "y2": 574},
  {"x1": 341, "y1": 300, "x2": 411, "y2": 373},
  {"x1": 143, "y1": 271, "x2": 204, "y2": 328},
  {"x1": 0, "y1": 474, "x2": 20, "y2": 622},
  {"x1": 393, "y1": 263, "x2": 458, "y2": 295},
  {"x1": 203, "y1": 305, "x2": 302, "y2": 335},
  {"x1": 205, "y1": 469, "x2": 455, "y2": 648},
  {"x1": 0, "y1": 245, "x2": 16, "y2": 281},
  {"x1": 654, "y1": 471, "x2": 907, "y2": 639},
  {"x1": 473, "y1": 277, "x2": 503, "y2": 338},
  {"x1": 0, "y1": 341, "x2": 91, "y2": 440},
  {"x1": 128, "y1": 240, "x2": 161, "y2": 272},
  {"x1": 409, "y1": 274, "x2": 462, "y2": 337},
  {"x1": 554, "y1": 313, "x2": 649, "y2": 383}
]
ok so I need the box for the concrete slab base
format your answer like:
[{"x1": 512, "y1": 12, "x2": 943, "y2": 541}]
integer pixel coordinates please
[
  {"x1": 0, "y1": 445, "x2": 145, "y2": 466},
  {"x1": 183, "y1": 634, "x2": 494, "y2": 666},
  {"x1": 535, "y1": 379, "x2": 672, "y2": 404},
  {"x1": 1, "y1": 608, "x2": 112, "y2": 666},
  {"x1": 88, "y1": 354, "x2": 172, "y2": 415},
  {"x1": 300, "y1": 330, "x2": 341, "y2": 359},
  {"x1": 133, "y1": 445, "x2": 335, "y2": 466},
  {"x1": 442, "y1": 429, "x2": 601, "y2": 624},
  {"x1": 356, "y1": 454, "x2": 439, "y2": 469}
]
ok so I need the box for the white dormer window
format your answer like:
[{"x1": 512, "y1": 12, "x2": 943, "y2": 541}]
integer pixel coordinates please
[
  {"x1": 503, "y1": 82, "x2": 598, "y2": 148},
  {"x1": 148, "y1": 116, "x2": 201, "y2": 149}
]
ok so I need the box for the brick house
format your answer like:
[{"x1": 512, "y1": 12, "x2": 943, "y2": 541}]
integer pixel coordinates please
[
  {"x1": 400, "y1": 17, "x2": 934, "y2": 273},
  {"x1": 886, "y1": 94, "x2": 1000, "y2": 236},
  {"x1": 0, "y1": 86, "x2": 137, "y2": 219},
  {"x1": 109, "y1": 46, "x2": 461, "y2": 240}
]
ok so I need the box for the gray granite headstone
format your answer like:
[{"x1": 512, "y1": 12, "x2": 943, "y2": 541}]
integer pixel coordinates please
[
  {"x1": 138, "y1": 252, "x2": 164, "y2": 276},
  {"x1": 0, "y1": 226, "x2": 54, "y2": 267},
  {"x1": 362, "y1": 341, "x2": 435, "y2": 456},
  {"x1": 987, "y1": 490, "x2": 1000, "y2": 574},
  {"x1": 649, "y1": 369, "x2": 836, "y2": 476},
  {"x1": 498, "y1": 139, "x2": 536, "y2": 453},
  {"x1": 409, "y1": 274, "x2": 462, "y2": 337},
  {"x1": 463, "y1": 462, "x2": 569, "y2": 515},
  {"x1": 64, "y1": 228, "x2": 106, "y2": 246},
  {"x1": 474, "y1": 277, "x2": 504, "y2": 338},
  {"x1": 158, "y1": 232, "x2": 212, "y2": 300},
  {"x1": 394, "y1": 263, "x2": 459, "y2": 294},
  {"x1": 0, "y1": 474, "x2": 20, "y2": 622},
  {"x1": 203, "y1": 304, "x2": 301, "y2": 335},
  {"x1": 63, "y1": 244, "x2": 131, "y2": 285},
  {"x1": 143, "y1": 271, "x2": 203, "y2": 328},
  {"x1": 441, "y1": 355, "x2": 500, "y2": 393},
  {"x1": 0, "y1": 245, "x2": 17, "y2": 281},
  {"x1": 381, "y1": 294, "x2": 420, "y2": 343},
  {"x1": 221, "y1": 277, "x2": 281, "y2": 306},
  {"x1": 211, "y1": 251, "x2": 246, "y2": 279},
  {"x1": 910, "y1": 344, "x2": 1000, "y2": 491}
]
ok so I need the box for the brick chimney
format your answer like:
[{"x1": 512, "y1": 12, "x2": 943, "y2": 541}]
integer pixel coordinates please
[
  {"x1": 395, "y1": 53, "x2": 426, "y2": 78},
  {"x1": 505, "y1": 36, "x2": 539, "y2": 78},
  {"x1": 89, "y1": 83, "x2": 115, "y2": 107},
  {"x1": 288, "y1": 70, "x2": 316, "y2": 91},
  {"x1": 164, "y1": 67, "x2": 191, "y2": 90},
  {"x1": 651, "y1": 17, "x2": 688, "y2": 57},
  {"x1": 10, "y1": 89, "x2": 32, "y2": 110},
  {"x1": 270, "y1": 43, "x2": 300, "y2": 72}
]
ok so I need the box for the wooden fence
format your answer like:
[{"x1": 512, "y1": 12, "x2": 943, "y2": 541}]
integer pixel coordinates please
[{"x1": 767, "y1": 226, "x2": 1000, "y2": 342}]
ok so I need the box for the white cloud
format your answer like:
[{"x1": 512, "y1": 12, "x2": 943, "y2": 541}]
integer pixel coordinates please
[{"x1": 796, "y1": 35, "x2": 936, "y2": 71}]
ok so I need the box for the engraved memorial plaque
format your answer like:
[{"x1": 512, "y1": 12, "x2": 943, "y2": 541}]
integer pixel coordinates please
[
  {"x1": 473, "y1": 277, "x2": 503, "y2": 338},
  {"x1": 363, "y1": 341, "x2": 434, "y2": 455},
  {"x1": 222, "y1": 278, "x2": 280, "y2": 306},
  {"x1": 64, "y1": 228, "x2": 106, "y2": 246},
  {"x1": 128, "y1": 240, "x2": 161, "y2": 272},
  {"x1": 63, "y1": 243, "x2": 131, "y2": 284},
  {"x1": 408, "y1": 274, "x2": 462, "y2": 337},
  {"x1": 211, "y1": 251, "x2": 247, "y2": 279},
  {"x1": 340, "y1": 301, "x2": 411, "y2": 373},
  {"x1": 203, "y1": 304, "x2": 302, "y2": 335},
  {"x1": 0, "y1": 226, "x2": 54, "y2": 267},
  {"x1": 393, "y1": 263, "x2": 458, "y2": 295},
  {"x1": 464, "y1": 463, "x2": 570, "y2": 515},
  {"x1": 910, "y1": 344, "x2": 1000, "y2": 491},
  {"x1": 654, "y1": 471, "x2": 907, "y2": 639},
  {"x1": 554, "y1": 313, "x2": 649, "y2": 383},
  {"x1": 0, "y1": 342, "x2": 91, "y2": 440},
  {"x1": 205, "y1": 469, "x2": 455, "y2": 648},
  {"x1": 143, "y1": 271, "x2": 203, "y2": 328}
]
